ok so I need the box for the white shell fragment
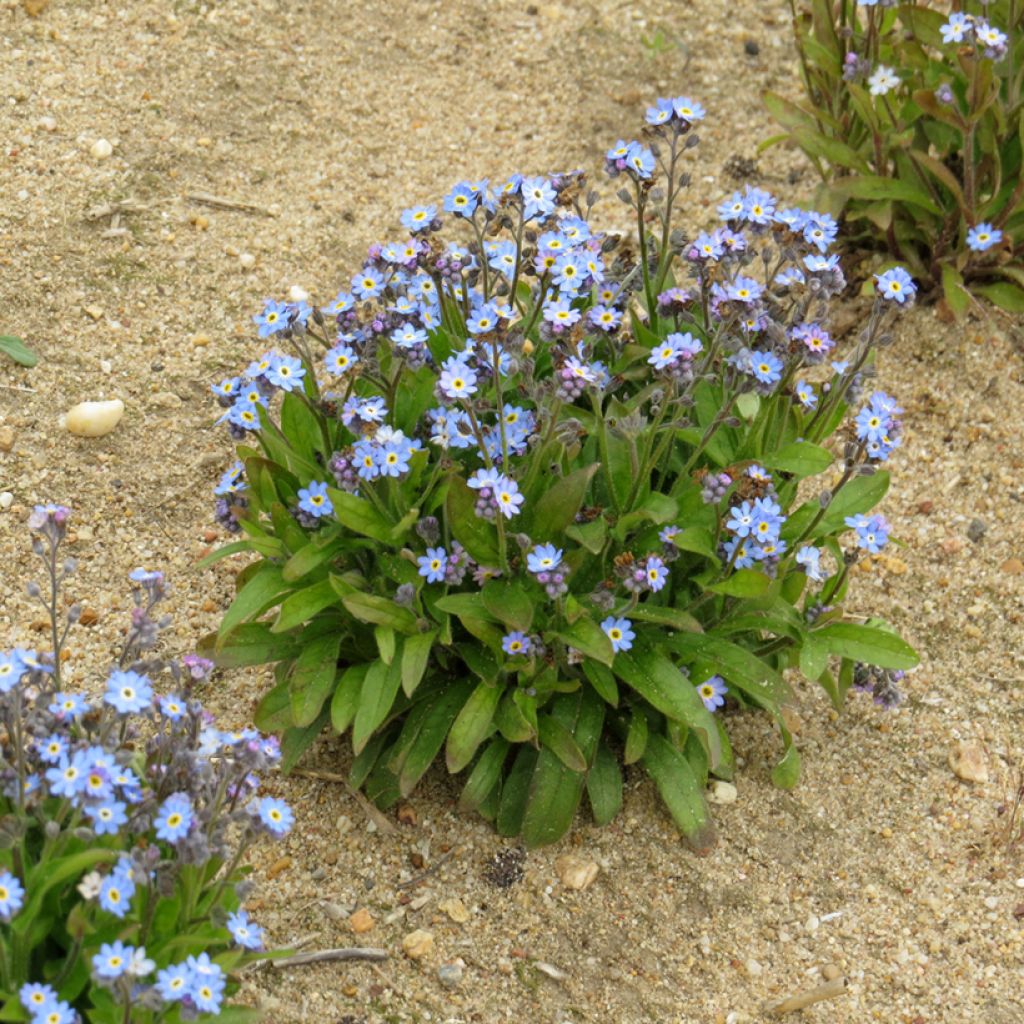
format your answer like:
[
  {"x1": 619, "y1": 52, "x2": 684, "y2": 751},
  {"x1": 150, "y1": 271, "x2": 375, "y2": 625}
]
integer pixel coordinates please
[
  {"x1": 65, "y1": 399, "x2": 124, "y2": 438},
  {"x1": 90, "y1": 138, "x2": 113, "y2": 160}
]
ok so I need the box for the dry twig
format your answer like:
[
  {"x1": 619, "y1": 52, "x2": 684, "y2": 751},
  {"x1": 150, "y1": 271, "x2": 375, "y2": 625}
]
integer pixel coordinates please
[
  {"x1": 763, "y1": 976, "x2": 847, "y2": 1015},
  {"x1": 186, "y1": 191, "x2": 274, "y2": 216},
  {"x1": 270, "y1": 947, "x2": 387, "y2": 969}
]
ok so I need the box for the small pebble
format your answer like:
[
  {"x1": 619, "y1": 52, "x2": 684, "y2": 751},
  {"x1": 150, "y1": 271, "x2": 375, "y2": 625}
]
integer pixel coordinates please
[
  {"x1": 744, "y1": 958, "x2": 763, "y2": 977},
  {"x1": 555, "y1": 854, "x2": 600, "y2": 891},
  {"x1": 744, "y1": 39, "x2": 759, "y2": 56},
  {"x1": 966, "y1": 518, "x2": 987, "y2": 543},
  {"x1": 0, "y1": 492, "x2": 13, "y2": 510},
  {"x1": 708, "y1": 780, "x2": 738, "y2": 804},
  {"x1": 401, "y1": 929, "x2": 434, "y2": 960},
  {"x1": 949, "y1": 740, "x2": 989, "y2": 784},
  {"x1": 348, "y1": 908, "x2": 375, "y2": 934},
  {"x1": 0, "y1": 426, "x2": 14, "y2": 453},
  {"x1": 822, "y1": 964, "x2": 842, "y2": 981},
  {"x1": 64, "y1": 399, "x2": 124, "y2": 438},
  {"x1": 149, "y1": 392, "x2": 183, "y2": 409},
  {"x1": 38, "y1": 115, "x2": 57, "y2": 132},
  {"x1": 90, "y1": 138, "x2": 113, "y2": 160},
  {"x1": 288, "y1": 284, "x2": 309, "y2": 302},
  {"x1": 437, "y1": 962, "x2": 464, "y2": 988},
  {"x1": 239, "y1": 252, "x2": 256, "y2": 269},
  {"x1": 438, "y1": 897, "x2": 470, "y2": 923}
]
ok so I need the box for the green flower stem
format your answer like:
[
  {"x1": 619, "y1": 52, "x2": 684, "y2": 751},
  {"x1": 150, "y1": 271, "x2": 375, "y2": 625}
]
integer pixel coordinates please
[
  {"x1": 653, "y1": 136, "x2": 681, "y2": 295},
  {"x1": 518, "y1": 277, "x2": 551, "y2": 340},
  {"x1": 589, "y1": 391, "x2": 621, "y2": 514},
  {"x1": 820, "y1": 558, "x2": 852, "y2": 607},
  {"x1": 625, "y1": 382, "x2": 676, "y2": 509},
  {"x1": 672, "y1": 390, "x2": 740, "y2": 493},
  {"x1": 508, "y1": 208, "x2": 527, "y2": 313},
  {"x1": 522, "y1": 399, "x2": 562, "y2": 497},
  {"x1": 792, "y1": 457, "x2": 860, "y2": 548},
  {"x1": 634, "y1": 182, "x2": 657, "y2": 324},
  {"x1": 471, "y1": 214, "x2": 491, "y2": 301}
]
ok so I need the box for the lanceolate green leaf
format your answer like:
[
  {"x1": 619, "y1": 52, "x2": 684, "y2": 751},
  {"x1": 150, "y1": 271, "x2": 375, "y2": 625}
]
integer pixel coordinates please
[
  {"x1": 641, "y1": 733, "x2": 715, "y2": 854},
  {"x1": 289, "y1": 633, "x2": 341, "y2": 727},
  {"x1": 586, "y1": 741, "x2": 623, "y2": 826},
  {"x1": 524, "y1": 464, "x2": 599, "y2": 542},
  {"x1": 446, "y1": 680, "x2": 503, "y2": 773},
  {"x1": 400, "y1": 631, "x2": 436, "y2": 697},
  {"x1": 216, "y1": 564, "x2": 290, "y2": 649},
  {"x1": 352, "y1": 658, "x2": 403, "y2": 755},
  {"x1": 612, "y1": 641, "x2": 723, "y2": 769},
  {"x1": 814, "y1": 620, "x2": 919, "y2": 670},
  {"x1": 0, "y1": 334, "x2": 40, "y2": 367}
]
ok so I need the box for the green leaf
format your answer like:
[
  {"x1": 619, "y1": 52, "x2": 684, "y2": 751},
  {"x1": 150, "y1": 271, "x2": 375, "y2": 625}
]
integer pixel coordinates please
[
  {"x1": 282, "y1": 535, "x2": 343, "y2": 583},
  {"x1": 495, "y1": 690, "x2": 536, "y2": 741},
  {"x1": 565, "y1": 517, "x2": 607, "y2": 554},
  {"x1": 391, "y1": 682, "x2": 474, "y2": 796},
  {"x1": 254, "y1": 679, "x2": 294, "y2": 732},
  {"x1": 771, "y1": 727, "x2": 802, "y2": 789},
  {"x1": 496, "y1": 745, "x2": 538, "y2": 837},
  {"x1": 216, "y1": 564, "x2": 290, "y2": 649},
  {"x1": 799, "y1": 635, "x2": 829, "y2": 681},
  {"x1": 815, "y1": 621, "x2": 919, "y2": 670},
  {"x1": 17, "y1": 849, "x2": 119, "y2": 935},
  {"x1": 551, "y1": 615, "x2": 615, "y2": 667},
  {"x1": 328, "y1": 488, "x2": 394, "y2": 543},
  {"x1": 664, "y1": 633, "x2": 790, "y2": 708},
  {"x1": 197, "y1": 538, "x2": 281, "y2": 569},
  {"x1": 582, "y1": 659, "x2": 619, "y2": 706},
  {"x1": 445, "y1": 680, "x2": 503, "y2": 773},
  {"x1": 272, "y1": 577, "x2": 339, "y2": 633},
  {"x1": 613, "y1": 641, "x2": 723, "y2": 769},
  {"x1": 762, "y1": 440, "x2": 833, "y2": 478},
  {"x1": 339, "y1": 590, "x2": 418, "y2": 633},
  {"x1": 628, "y1": 605, "x2": 703, "y2": 633},
  {"x1": 525, "y1": 464, "x2": 599, "y2": 542},
  {"x1": 830, "y1": 174, "x2": 942, "y2": 215},
  {"x1": 537, "y1": 714, "x2": 588, "y2": 772},
  {"x1": 352, "y1": 658, "x2": 403, "y2": 755},
  {"x1": 668, "y1": 526, "x2": 719, "y2": 562},
  {"x1": 446, "y1": 476, "x2": 501, "y2": 565},
  {"x1": 586, "y1": 741, "x2": 623, "y2": 826},
  {"x1": 375, "y1": 626, "x2": 397, "y2": 665},
  {"x1": 641, "y1": 733, "x2": 715, "y2": 853},
  {"x1": 708, "y1": 568, "x2": 773, "y2": 598},
  {"x1": 481, "y1": 580, "x2": 534, "y2": 632},
  {"x1": 201, "y1": 622, "x2": 297, "y2": 668},
  {"x1": 331, "y1": 663, "x2": 367, "y2": 733},
  {"x1": 624, "y1": 707, "x2": 649, "y2": 765},
  {"x1": 400, "y1": 631, "x2": 435, "y2": 697},
  {"x1": 280, "y1": 707, "x2": 330, "y2": 773},
  {"x1": 784, "y1": 471, "x2": 890, "y2": 541},
  {"x1": 976, "y1": 281, "x2": 1024, "y2": 313},
  {"x1": 280, "y1": 391, "x2": 323, "y2": 462},
  {"x1": 459, "y1": 737, "x2": 510, "y2": 812},
  {"x1": 0, "y1": 334, "x2": 39, "y2": 367},
  {"x1": 289, "y1": 633, "x2": 341, "y2": 727}
]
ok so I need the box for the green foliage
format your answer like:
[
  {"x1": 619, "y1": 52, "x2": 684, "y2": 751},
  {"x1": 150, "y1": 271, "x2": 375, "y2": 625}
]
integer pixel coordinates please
[
  {"x1": 0, "y1": 335, "x2": 39, "y2": 367},
  {"x1": 769, "y1": 1, "x2": 1024, "y2": 314},
  {"x1": 207, "y1": 102, "x2": 918, "y2": 850}
]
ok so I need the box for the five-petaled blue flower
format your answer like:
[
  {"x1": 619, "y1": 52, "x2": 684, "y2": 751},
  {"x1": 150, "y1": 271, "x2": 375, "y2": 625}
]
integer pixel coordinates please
[
  {"x1": 417, "y1": 547, "x2": 448, "y2": 583},
  {"x1": 696, "y1": 675, "x2": 728, "y2": 712},
  {"x1": 298, "y1": 481, "x2": 333, "y2": 518},
  {"x1": 966, "y1": 222, "x2": 1002, "y2": 252},
  {"x1": 258, "y1": 796, "x2": 294, "y2": 835},
  {"x1": 875, "y1": 266, "x2": 915, "y2": 303},
  {"x1": 0, "y1": 870, "x2": 25, "y2": 921},
  {"x1": 154, "y1": 792, "x2": 194, "y2": 843},
  {"x1": 227, "y1": 909, "x2": 266, "y2": 950},
  {"x1": 104, "y1": 669, "x2": 153, "y2": 714},
  {"x1": 601, "y1": 616, "x2": 635, "y2": 654},
  {"x1": 501, "y1": 631, "x2": 532, "y2": 657},
  {"x1": 527, "y1": 543, "x2": 563, "y2": 574}
]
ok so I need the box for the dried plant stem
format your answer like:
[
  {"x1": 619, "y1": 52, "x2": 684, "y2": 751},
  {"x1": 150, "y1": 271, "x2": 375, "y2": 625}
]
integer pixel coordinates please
[
  {"x1": 763, "y1": 976, "x2": 847, "y2": 1015},
  {"x1": 270, "y1": 947, "x2": 388, "y2": 969}
]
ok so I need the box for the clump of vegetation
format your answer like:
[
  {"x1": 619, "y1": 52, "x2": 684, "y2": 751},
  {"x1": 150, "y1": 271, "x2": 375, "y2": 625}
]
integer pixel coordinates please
[
  {"x1": 205, "y1": 96, "x2": 917, "y2": 851},
  {"x1": 767, "y1": 1, "x2": 1023, "y2": 316}
]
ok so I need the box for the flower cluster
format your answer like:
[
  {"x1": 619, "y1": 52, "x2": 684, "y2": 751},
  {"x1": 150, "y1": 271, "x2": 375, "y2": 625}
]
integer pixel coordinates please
[
  {"x1": 206, "y1": 95, "x2": 918, "y2": 850},
  {"x1": 1, "y1": 505, "x2": 289, "y2": 1021}
]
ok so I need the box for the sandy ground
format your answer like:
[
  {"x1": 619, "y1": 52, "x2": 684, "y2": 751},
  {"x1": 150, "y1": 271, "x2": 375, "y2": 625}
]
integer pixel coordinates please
[{"x1": 2, "y1": 0, "x2": 1023, "y2": 1021}]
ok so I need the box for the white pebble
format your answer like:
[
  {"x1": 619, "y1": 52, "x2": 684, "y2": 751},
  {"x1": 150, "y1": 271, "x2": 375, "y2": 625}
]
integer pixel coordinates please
[
  {"x1": 64, "y1": 399, "x2": 124, "y2": 438},
  {"x1": 238, "y1": 252, "x2": 256, "y2": 269},
  {"x1": 90, "y1": 138, "x2": 113, "y2": 160},
  {"x1": 288, "y1": 284, "x2": 308, "y2": 302},
  {"x1": 0, "y1": 492, "x2": 13, "y2": 510},
  {"x1": 38, "y1": 115, "x2": 57, "y2": 132},
  {"x1": 707, "y1": 780, "x2": 738, "y2": 804},
  {"x1": 100, "y1": 359, "x2": 112, "y2": 374},
  {"x1": 744, "y1": 958, "x2": 763, "y2": 977},
  {"x1": 805, "y1": 914, "x2": 820, "y2": 934},
  {"x1": 1015, "y1": 878, "x2": 1024, "y2": 889},
  {"x1": 983, "y1": 896, "x2": 999, "y2": 910}
]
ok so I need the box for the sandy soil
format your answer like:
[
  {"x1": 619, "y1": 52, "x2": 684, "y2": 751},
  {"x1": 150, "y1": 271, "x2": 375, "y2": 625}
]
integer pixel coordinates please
[{"x1": 2, "y1": 1, "x2": 1023, "y2": 1022}]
